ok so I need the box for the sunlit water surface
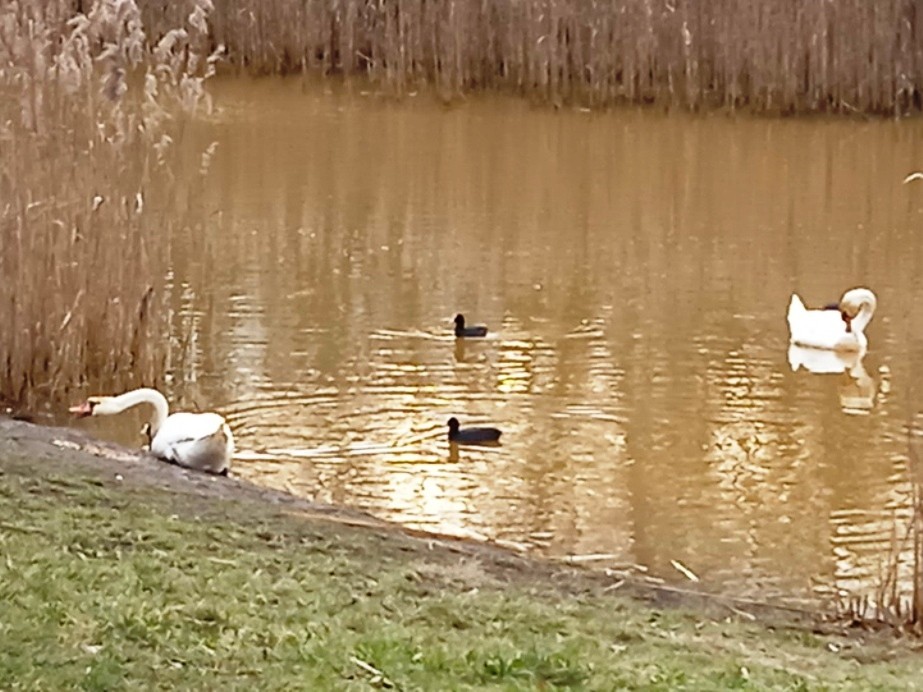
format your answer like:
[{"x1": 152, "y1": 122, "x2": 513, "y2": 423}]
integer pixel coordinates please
[{"x1": 75, "y1": 80, "x2": 923, "y2": 608}]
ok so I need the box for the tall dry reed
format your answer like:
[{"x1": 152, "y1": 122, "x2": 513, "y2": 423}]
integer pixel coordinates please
[
  {"x1": 908, "y1": 442, "x2": 923, "y2": 630},
  {"x1": 137, "y1": 0, "x2": 922, "y2": 115},
  {"x1": 0, "y1": 0, "x2": 217, "y2": 408},
  {"x1": 839, "y1": 437, "x2": 923, "y2": 632}
]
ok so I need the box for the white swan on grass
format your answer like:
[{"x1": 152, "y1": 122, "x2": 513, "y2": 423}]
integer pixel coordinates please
[
  {"x1": 787, "y1": 288, "x2": 877, "y2": 352},
  {"x1": 70, "y1": 388, "x2": 233, "y2": 475}
]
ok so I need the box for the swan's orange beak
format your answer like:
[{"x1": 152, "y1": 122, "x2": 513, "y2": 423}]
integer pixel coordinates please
[{"x1": 69, "y1": 401, "x2": 93, "y2": 417}]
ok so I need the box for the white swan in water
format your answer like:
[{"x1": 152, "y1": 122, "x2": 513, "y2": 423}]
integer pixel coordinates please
[
  {"x1": 787, "y1": 287, "x2": 877, "y2": 351},
  {"x1": 70, "y1": 388, "x2": 233, "y2": 475}
]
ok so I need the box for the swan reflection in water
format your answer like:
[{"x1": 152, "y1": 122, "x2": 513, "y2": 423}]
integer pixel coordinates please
[{"x1": 788, "y1": 344, "x2": 876, "y2": 414}]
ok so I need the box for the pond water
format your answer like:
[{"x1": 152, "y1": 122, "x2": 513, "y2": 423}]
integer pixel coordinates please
[{"x1": 76, "y1": 79, "x2": 923, "y2": 607}]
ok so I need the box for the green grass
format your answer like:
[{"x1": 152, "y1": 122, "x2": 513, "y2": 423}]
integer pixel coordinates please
[{"x1": 0, "y1": 457, "x2": 920, "y2": 690}]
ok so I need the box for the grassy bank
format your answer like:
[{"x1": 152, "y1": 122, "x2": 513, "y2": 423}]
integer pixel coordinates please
[{"x1": 1, "y1": 420, "x2": 921, "y2": 689}]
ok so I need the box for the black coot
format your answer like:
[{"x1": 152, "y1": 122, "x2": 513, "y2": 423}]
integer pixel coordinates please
[
  {"x1": 454, "y1": 314, "x2": 488, "y2": 338},
  {"x1": 447, "y1": 417, "x2": 502, "y2": 444}
]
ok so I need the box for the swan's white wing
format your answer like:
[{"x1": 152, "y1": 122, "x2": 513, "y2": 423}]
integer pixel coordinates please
[
  {"x1": 153, "y1": 413, "x2": 224, "y2": 448},
  {"x1": 151, "y1": 413, "x2": 233, "y2": 473},
  {"x1": 787, "y1": 295, "x2": 853, "y2": 350}
]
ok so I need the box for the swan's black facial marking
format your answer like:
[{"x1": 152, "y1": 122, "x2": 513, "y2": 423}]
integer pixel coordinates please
[{"x1": 842, "y1": 311, "x2": 853, "y2": 332}]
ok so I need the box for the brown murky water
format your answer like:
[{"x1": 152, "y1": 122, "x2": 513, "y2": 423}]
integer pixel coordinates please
[{"x1": 77, "y1": 79, "x2": 923, "y2": 607}]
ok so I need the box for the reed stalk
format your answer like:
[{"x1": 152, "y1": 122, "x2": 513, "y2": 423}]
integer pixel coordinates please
[
  {"x1": 0, "y1": 0, "x2": 215, "y2": 408},
  {"x1": 136, "y1": 0, "x2": 921, "y2": 115},
  {"x1": 908, "y1": 443, "x2": 923, "y2": 632},
  {"x1": 839, "y1": 430, "x2": 923, "y2": 631}
]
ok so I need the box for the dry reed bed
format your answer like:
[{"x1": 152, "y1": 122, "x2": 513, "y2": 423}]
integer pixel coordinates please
[
  {"x1": 0, "y1": 0, "x2": 214, "y2": 406},
  {"x1": 847, "y1": 495, "x2": 923, "y2": 633},
  {"x1": 137, "y1": 0, "x2": 922, "y2": 114}
]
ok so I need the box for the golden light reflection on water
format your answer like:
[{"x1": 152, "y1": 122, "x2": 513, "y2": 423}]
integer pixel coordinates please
[{"x1": 73, "y1": 79, "x2": 923, "y2": 607}]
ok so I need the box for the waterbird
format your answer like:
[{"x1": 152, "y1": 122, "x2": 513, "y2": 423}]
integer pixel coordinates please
[
  {"x1": 787, "y1": 288, "x2": 877, "y2": 352},
  {"x1": 447, "y1": 417, "x2": 502, "y2": 444},
  {"x1": 454, "y1": 314, "x2": 488, "y2": 338},
  {"x1": 70, "y1": 388, "x2": 233, "y2": 475}
]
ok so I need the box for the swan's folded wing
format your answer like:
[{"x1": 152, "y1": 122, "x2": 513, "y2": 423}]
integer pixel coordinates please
[
  {"x1": 788, "y1": 307, "x2": 849, "y2": 349},
  {"x1": 150, "y1": 413, "x2": 231, "y2": 471},
  {"x1": 154, "y1": 412, "x2": 223, "y2": 442}
]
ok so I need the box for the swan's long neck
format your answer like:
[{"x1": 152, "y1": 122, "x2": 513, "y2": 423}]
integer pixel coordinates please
[
  {"x1": 851, "y1": 300, "x2": 875, "y2": 333},
  {"x1": 840, "y1": 288, "x2": 877, "y2": 334},
  {"x1": 100, "y1": 388, "x2": 170, "y2": 434}
]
